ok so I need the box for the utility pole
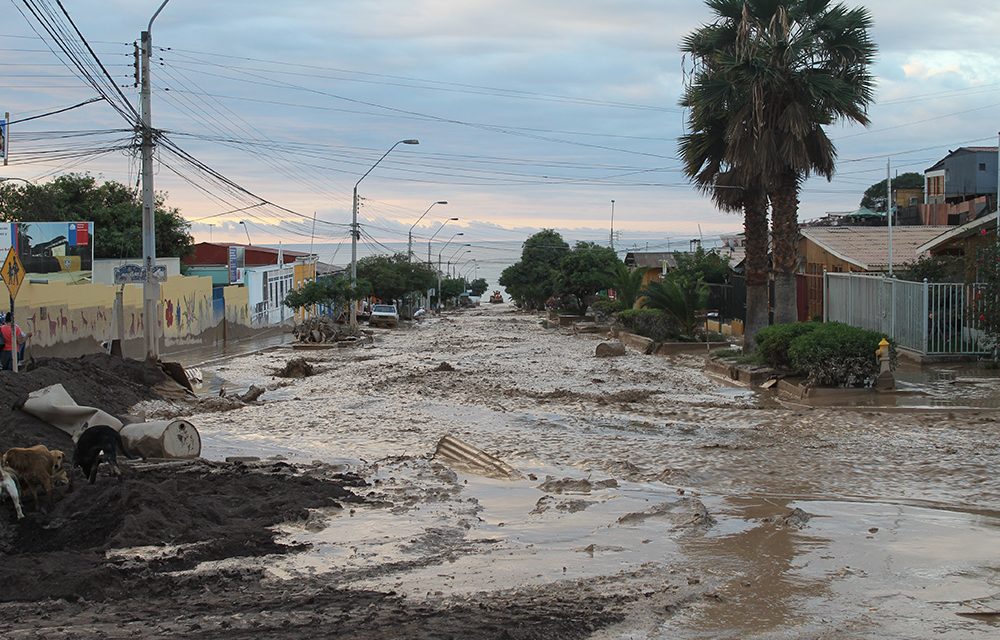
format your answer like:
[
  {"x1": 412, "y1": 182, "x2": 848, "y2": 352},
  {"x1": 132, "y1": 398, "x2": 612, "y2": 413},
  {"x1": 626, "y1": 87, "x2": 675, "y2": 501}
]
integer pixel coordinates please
[
  {"x1": 887, "y1": 158, "x2": 893, "y2": 276},
  {"x1": 610, "y1": 199, "x2": 615, "y2": 250},
  {"x1": 139, "y1": 0, "x2": 171, "y2": 361}
]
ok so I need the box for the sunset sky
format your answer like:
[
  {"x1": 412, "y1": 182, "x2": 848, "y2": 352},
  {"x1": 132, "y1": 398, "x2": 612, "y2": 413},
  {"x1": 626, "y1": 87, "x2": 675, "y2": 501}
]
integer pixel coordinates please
[{"x1": 4, "y1": 0, "x2": 1000, "y2": 251}]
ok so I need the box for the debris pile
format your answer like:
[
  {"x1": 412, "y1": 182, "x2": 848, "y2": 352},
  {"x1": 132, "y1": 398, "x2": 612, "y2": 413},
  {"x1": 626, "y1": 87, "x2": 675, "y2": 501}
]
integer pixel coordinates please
[
  {"x1": 292, "y1": 317, "x2": 344, "y2": 343},
  {"x1": 274, "y1": 357, "x2": 316, "y2": 378}
]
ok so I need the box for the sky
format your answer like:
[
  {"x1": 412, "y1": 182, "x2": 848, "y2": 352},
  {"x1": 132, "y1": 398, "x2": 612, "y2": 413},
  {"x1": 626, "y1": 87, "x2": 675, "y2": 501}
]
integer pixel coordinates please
[{"x1": 3, "y1": 0, "x2": 1000, "y2": 258}]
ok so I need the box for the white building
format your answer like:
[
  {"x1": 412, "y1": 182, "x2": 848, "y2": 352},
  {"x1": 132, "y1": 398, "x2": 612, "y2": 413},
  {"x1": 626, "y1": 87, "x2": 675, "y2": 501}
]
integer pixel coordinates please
[{"x1": 243, "y1": 262, "x2": 296, "y2": 326}]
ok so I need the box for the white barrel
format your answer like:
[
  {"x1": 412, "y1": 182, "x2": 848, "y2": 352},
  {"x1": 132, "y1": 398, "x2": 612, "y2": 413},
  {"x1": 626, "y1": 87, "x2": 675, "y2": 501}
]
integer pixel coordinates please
[{"x1": 119, "y1": 420, "x2": 201, "y2": 459}]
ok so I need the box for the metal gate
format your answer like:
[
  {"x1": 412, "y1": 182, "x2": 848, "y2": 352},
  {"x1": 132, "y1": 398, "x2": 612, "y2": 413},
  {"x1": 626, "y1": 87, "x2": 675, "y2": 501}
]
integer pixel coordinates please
[{"x1": 824, "y1": 272, "x2": 989, "y2": 355}]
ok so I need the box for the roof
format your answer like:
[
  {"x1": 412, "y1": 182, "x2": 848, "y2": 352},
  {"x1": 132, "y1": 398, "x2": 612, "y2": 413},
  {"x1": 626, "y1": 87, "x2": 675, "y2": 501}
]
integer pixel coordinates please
[
  {"x1": 623, "y1": 251, "x2": 678, "y2": 270},
  {"x1": 926, "y1": 146, "x2": 999, "y2": 173},
  {"x1": 193, "y1": 242, "x2": 311, "y2": 257},
  {"x1": 916, "y1": 211, "x2": 999, "y2": 254},
  {"x1": 801, "y1": 226, "x2": 953, "y2": 271}
]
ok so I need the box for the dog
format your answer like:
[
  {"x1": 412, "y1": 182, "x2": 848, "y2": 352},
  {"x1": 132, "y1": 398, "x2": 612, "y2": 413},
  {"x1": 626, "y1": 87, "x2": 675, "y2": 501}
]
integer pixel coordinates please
[
  {"x1": 1, "y1": 445, "x2": 69, "y2": 509},
  {"x1": 73, "y1": 424, "x2": 134, "y2": 484},
  {"x1": 0, "y1": 463, "x2": 24, "y2": 520}
]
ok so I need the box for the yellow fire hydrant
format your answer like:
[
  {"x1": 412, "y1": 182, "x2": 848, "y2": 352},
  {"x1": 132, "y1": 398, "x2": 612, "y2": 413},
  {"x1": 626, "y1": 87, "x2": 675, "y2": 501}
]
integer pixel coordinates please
[{"x1": 875, "y1": 337, "x2": 894, "y2": 391}]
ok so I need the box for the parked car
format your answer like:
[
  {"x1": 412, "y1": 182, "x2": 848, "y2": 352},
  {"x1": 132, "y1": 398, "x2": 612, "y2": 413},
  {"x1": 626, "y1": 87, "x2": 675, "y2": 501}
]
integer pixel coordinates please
[{"x1": 369, "y1": 304, "x2": 400, "y2": 328}]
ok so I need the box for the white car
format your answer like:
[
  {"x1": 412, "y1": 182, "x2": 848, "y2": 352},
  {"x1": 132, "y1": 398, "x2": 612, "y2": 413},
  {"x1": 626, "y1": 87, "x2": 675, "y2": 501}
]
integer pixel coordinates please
[{"x1": 369, "y1": 304, "x2": 400, "y2": 328}]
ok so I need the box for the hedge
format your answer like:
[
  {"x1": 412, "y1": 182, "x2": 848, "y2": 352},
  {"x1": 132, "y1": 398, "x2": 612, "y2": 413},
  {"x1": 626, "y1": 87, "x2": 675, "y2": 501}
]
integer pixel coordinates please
[
  {"x1": 616, "y1": 308, "x2": 679, "y2": 342},
  {"x1": 786, "y1": 322, "x2": 895, "y2": 388},
  {"x1": 755, "y1": 322, "x2": 820, "y2": 369}
]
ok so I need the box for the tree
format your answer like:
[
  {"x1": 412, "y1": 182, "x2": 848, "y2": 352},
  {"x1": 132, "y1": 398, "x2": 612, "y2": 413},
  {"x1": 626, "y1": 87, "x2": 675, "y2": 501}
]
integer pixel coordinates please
[
  {"x1": 897, "y1": 254, "x2": 964, "y2": 283},
  {"x1": 356, "y1": 253, "x2": 436, "y2": 302},
  {"x1": 557, "y1": 241, "x2": 618, "y2": 310},
  {"x1": 681, "y1": 0, "x2": 877, "y2": 326},
  {"x1": 860, "y1": 172, "x2": 923, "y2": 213},
  {"x1": 677, "y1": 78, "x2": 770, "y2": 350},
  {"x1": 975, "y1": 241, "x2": 1000, "y2": 360},
  {"x1": 608, "y1": 262, "x2": 647, "y2": 310},
  {"x1": 672, "y1": 246, "x2": 730, "y2": 284},
  {"x1": 439, "y1": 277, "x2": 466, "y2": 306},
  {"x1": 499, "y1": 229, "x2": 569, "y2": 309},
  {"x1": 284, "y1": 274, "x2": 368, "y2": 310},
  {"x1": 468, "y1": 278, "x2": 488, "y2": 297},
  {"x1": 0, "y1": 173, "x2": 194, "y2": 258},
  {"x1": 641, "y1": 275, "x2": 709, "y2": 338}
]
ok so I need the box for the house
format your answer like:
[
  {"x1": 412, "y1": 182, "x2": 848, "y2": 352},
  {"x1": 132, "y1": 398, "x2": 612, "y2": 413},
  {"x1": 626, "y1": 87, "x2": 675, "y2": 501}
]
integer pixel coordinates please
[
  {"x1": 182, "y1": 242, "x2": 311, "y2": 286},
  {"x1": 915, "y1": 212, "x2": 999, "y2": 280},
  {"x1": 924, "y1": 147, "x2": 997, "y2": 205},
  {"x1": 799, "y1": 226, "x2": 953, "y2": 275},
  {"x1": 623, "y1": 251, "x2": 678, "y2": 288}
]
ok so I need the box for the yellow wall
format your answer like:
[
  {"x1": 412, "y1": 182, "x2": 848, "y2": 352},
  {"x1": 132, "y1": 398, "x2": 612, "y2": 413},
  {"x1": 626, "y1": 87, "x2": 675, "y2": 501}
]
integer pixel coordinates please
[{"x1": 9, "y1": 275, "x2": 253, "y2": 350}]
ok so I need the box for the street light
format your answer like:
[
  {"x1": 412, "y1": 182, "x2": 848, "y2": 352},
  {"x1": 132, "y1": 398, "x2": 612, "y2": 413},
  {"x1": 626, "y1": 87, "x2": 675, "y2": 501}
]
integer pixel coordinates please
[
  {"x1": 448, "y1": 247, "x2": 471, "y2": 277},
  {"x1": 350, "y1": 138, "x2": 419, "y2": 329},
  {"x1": 427, "y1": 217, "x2": 459, "y2": 265},
  {"x1": 238, "y1": 220, "x2": 252, "y2": 245},
  {"x1": 436, "y1": 232, "x2": 465, "y2": 310},
  {"x1": 408, "y1": 200, "x2": 447, "y2": 261}
]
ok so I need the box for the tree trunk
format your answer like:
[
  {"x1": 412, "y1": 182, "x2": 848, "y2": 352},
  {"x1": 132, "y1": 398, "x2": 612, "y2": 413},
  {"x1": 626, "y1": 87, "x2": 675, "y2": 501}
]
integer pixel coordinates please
[
  {"x1": 770, "y1": 170, "x2": 800, "y2": 325},
  {"x1": 743, "y1": 189, "x2": 770, "y2": 352}
]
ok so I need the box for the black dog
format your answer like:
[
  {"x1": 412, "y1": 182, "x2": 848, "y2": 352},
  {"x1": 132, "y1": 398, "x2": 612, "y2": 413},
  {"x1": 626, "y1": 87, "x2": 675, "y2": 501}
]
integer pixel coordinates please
[{"x1": 74, "y1": 425, "x2": 134, "y2": 484}]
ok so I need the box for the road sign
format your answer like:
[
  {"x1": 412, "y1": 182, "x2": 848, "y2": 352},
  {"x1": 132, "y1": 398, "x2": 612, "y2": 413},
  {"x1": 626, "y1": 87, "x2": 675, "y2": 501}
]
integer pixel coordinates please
[{"x1": 2, "y1": 247, "x2": 25, "y2": 299}]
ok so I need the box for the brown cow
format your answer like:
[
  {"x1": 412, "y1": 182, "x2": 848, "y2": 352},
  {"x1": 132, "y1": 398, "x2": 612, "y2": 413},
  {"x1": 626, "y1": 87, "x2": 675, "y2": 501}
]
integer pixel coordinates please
[{"x1": 1, "y1": 445, "x2": 69, "y2": 509}]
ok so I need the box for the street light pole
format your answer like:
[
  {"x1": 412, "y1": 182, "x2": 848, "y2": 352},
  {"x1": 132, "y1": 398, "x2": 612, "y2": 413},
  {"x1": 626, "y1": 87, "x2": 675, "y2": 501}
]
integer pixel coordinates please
[
  {"x1": 238, "y1": 220, "x2": 252, "y2": 245},
  {"x1": 610, "y1": 199, "x2": 615, "y2": 250},
  {"x1": 350, "y1": 139, "x2": 419, "y2": 329},
  {"x1": 436, "y1": 232, "x2": 464, "y2": 310},
  {"x1": 140, "y1": 0, "x2": 171, "y2": 360},
  {"x1": 408, "y1": 200, "x2": 447, "y2": 261}
]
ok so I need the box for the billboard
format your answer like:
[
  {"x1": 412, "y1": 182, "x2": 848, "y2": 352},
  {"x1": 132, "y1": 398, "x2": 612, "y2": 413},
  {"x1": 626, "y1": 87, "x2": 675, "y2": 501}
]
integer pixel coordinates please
[
  {"x1": 228, "y1": 245, "x2": 245, "y2": 284},
  {"x1": 0, "y1": 222, "x2": 95, "y2": 274}
]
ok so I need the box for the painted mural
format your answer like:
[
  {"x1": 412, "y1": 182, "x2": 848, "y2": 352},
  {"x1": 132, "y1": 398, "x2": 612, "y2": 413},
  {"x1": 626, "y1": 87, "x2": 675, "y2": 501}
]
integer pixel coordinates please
[{"x1": 10, "y1": 275, "x2": 255, "y2": 351}]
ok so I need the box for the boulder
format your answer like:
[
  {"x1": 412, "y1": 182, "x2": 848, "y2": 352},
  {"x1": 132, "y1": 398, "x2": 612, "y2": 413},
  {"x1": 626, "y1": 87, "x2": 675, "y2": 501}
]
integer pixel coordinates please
[{"x1": 595, "y1": 341, "x2": 626, "y2": 358}]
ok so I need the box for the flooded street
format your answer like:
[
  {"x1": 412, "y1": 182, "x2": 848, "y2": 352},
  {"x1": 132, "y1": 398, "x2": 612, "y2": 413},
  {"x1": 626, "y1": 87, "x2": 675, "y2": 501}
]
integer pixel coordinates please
[{"x1": 180, "y1": 304, "x2": 999, "y2": 638}]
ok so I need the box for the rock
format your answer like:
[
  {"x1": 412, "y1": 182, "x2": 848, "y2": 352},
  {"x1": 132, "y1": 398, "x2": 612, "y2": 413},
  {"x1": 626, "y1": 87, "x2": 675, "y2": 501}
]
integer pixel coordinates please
[
  {"x1": 433, "y1": 362, "x2": 456, "y2": 372},
  {"x1": 595, "y1": 341, "x2": 626, "y2": 358}
]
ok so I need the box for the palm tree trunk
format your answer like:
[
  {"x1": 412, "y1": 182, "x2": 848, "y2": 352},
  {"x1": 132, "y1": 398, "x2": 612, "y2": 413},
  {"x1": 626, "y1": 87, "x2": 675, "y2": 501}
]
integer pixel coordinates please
[
  {"x1": 743, "y1": 189, "x2": 769, "y2": 352},
  {"x1": 770, "y1": 171, "x2": 800, "y2": 324}
]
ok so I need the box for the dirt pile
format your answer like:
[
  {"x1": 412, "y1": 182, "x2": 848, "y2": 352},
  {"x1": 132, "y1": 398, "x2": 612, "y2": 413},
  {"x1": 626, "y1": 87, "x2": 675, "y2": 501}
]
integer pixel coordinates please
[
  {"x1": 0, "y1": 459, "x2": 367, "y2": 602},
  {"x1": 0, "y1": 354, "x2": 169, "y2": 452},
  {"x1": 274, "y1": 357, "x2": 317, "y2": 378}
]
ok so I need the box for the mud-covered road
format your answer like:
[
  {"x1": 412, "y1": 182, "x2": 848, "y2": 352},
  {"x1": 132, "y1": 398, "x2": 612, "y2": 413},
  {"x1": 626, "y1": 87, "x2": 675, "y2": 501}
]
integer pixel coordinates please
[{"x1": 6, "y1": 304, "x2": 998, "y2": 639}]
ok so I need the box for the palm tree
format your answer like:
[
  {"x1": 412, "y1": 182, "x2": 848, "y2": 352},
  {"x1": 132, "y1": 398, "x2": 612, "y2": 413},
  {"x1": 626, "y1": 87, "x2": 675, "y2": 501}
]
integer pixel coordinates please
[
  {"x1": 608, "y1": 262, "x2": 647, "y2": 310},
  {"x1": 678, "y1": 69, "x2": 771, "y2": 351},
  {"x1": 641, "y1": 276, "x2": 710, "y2": 338},
  {"x1": 682, "y1": 0, "x2": 877, "y2": 324}
]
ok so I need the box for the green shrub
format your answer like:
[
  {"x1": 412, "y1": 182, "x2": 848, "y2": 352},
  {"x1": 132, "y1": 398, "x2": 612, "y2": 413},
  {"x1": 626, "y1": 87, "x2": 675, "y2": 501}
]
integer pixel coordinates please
[
  {"x1": 755, "y1": 322, "x2": 820, "y2": 369},
  {"x1": 616, "y1": 308, "x2": 680, "y2": 342},
  {"x1": 787, "y1": 322, "x2": 895, "y2": 387},
  {"x1": 591, "y1": 296, "x2": 625, "y2": 318}
]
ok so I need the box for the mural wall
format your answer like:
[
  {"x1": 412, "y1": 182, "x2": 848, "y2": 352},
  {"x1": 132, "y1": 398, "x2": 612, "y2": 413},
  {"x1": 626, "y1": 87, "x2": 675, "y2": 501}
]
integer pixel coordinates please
[{"x1": 11, "y1": 276, "x2": 256, "y2": 356}]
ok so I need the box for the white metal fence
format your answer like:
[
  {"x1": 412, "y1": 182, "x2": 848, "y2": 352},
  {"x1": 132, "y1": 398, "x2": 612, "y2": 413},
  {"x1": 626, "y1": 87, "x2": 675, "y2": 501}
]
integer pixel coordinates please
[{"x1": 824, "y1": 272, "x2": 991, "y2": 355}]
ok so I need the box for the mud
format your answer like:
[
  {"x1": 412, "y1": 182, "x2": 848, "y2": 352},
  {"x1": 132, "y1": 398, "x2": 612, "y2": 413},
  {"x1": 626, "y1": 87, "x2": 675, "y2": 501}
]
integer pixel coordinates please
[{"x1": 3, "y1": 305, "x2": 999, "y2": 638}]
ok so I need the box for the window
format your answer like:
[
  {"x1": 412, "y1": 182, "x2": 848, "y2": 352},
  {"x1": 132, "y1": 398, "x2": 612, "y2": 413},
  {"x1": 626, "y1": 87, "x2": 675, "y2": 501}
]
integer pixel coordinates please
[{"x1": 979, "y1": 162, "x2": 987, "y2": 171}]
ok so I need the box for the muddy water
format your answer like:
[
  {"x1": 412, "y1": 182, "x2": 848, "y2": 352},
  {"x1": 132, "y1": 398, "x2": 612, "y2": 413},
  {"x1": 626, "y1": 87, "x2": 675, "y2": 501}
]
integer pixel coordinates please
[{"x1": 183, "y1": 305, "x2": 1000, "y2": 638}]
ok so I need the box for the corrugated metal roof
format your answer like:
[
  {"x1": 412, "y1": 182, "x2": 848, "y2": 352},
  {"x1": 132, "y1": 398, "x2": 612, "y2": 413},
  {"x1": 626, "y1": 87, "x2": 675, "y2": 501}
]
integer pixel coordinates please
[{"x1": 801, "y1": 226, "x2": 952, "y2": 271}]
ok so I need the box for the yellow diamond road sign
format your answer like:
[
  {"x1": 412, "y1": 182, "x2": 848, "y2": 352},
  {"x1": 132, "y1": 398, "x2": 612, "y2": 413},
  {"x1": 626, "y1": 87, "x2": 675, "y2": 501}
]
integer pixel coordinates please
[{"x1": 2, "y1": 247, "x2": 25, "y2": 300}]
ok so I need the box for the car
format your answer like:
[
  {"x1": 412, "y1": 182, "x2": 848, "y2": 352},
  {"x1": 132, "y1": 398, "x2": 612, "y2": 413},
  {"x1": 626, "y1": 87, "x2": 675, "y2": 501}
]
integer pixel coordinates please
[{"x1": 369, "y1": 304, "x2": 400, "y2": 328}]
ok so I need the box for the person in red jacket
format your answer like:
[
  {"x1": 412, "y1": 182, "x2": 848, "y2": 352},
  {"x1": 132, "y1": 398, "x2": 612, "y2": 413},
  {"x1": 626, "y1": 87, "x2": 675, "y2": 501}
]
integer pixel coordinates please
[{"x1": 1, "y1": 312, "x2": 29, "y2": 370}]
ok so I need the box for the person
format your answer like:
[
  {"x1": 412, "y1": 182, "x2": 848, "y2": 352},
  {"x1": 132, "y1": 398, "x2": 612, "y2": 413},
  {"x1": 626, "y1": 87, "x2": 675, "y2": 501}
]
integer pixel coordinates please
[{"x1": 1, "y1": 312, "x2": 29, "y2": 371}]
